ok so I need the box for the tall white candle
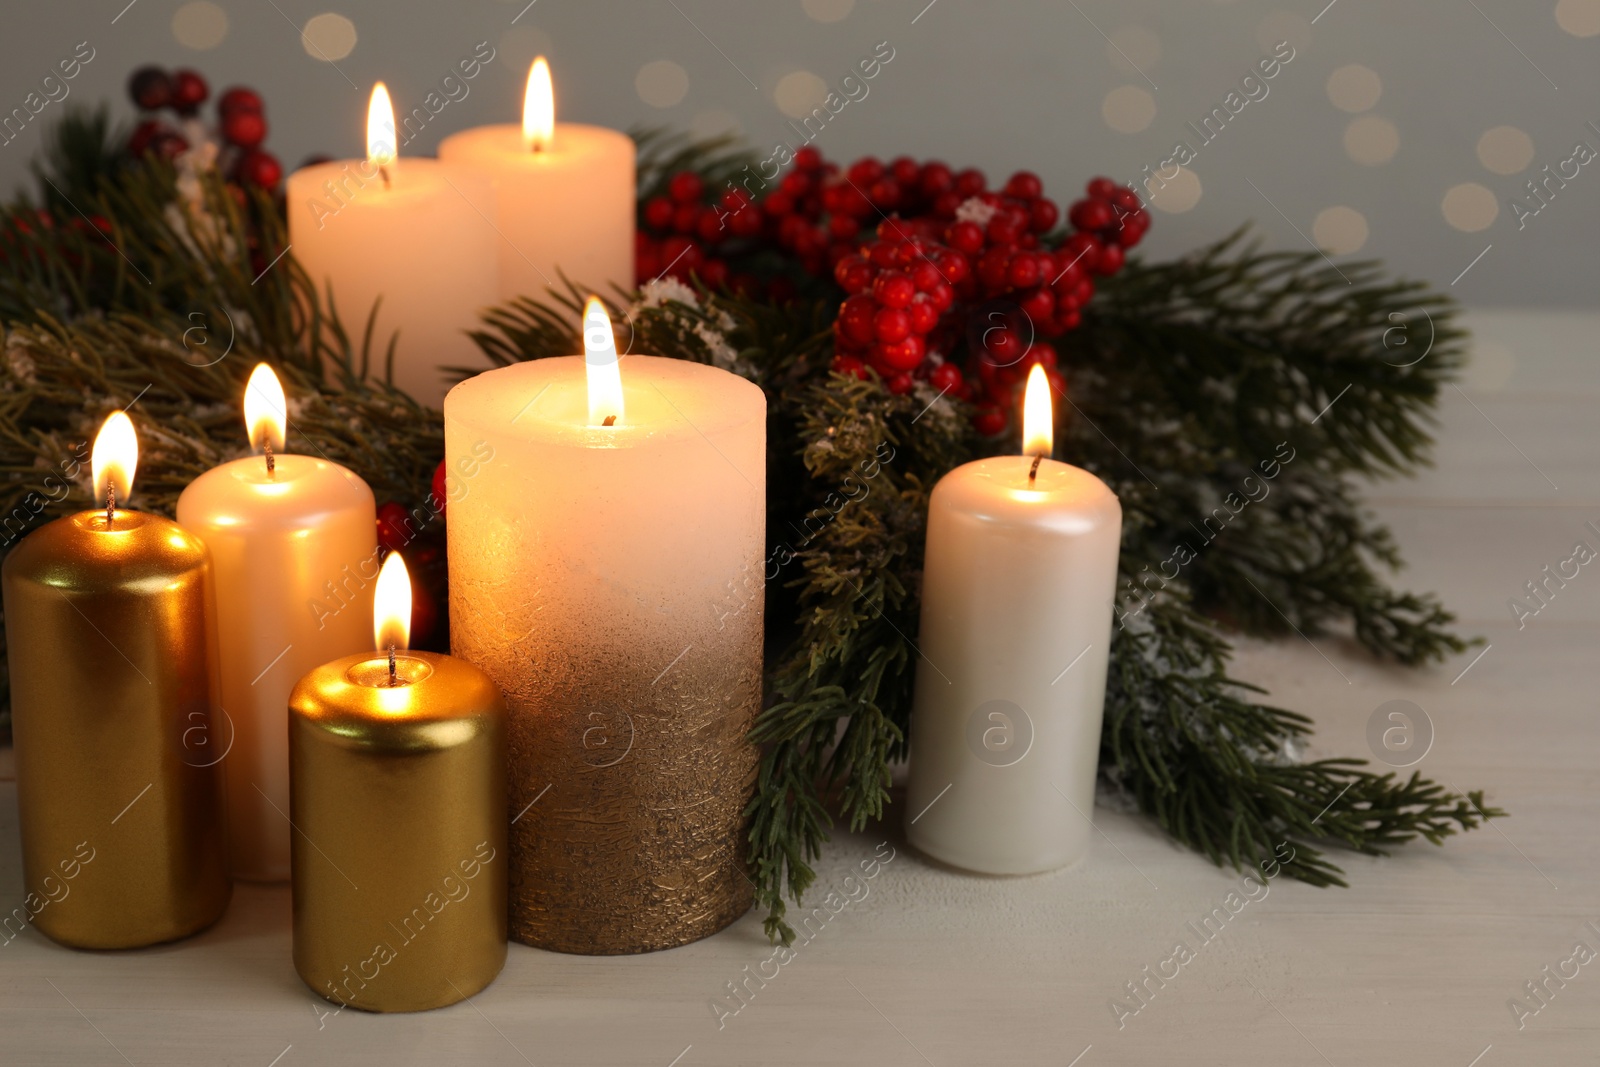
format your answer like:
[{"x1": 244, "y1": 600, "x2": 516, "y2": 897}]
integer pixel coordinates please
[
  {"x1": 177, "y1": 364, "x2": 376, "y2": 881},
  {"x1": 438, "y1": 58, "x2": 634, "y2": 302},
  {"x1": 444, "y1": 299, "x2": 764, "y2": 953},
  {"x1": 906, "y1": 365, "x2": 1122, "y2": 874},
  {"x1": 286, "y1": 83, "x2": 498, "y2": 407}
]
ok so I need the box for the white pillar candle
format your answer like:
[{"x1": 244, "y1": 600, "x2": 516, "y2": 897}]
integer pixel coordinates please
[
  {"x1": 444, "y1": 299, "x2": 764, "y2": 953},
  {"x1": 177, "y1": 364, "x2": 377, "y2": 881},
  {"x1": 906, "y1": 365, "x2": 1122, "y2": 874},
  {"x1": 286, "y1": 83, "x2": 498, "y2": 407},
  {"x1": 438, "y1": 58, "x2": 634, "y2": 303}
]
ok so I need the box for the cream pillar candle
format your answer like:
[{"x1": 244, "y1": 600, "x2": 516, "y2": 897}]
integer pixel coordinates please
[
  {"x1": 177, "y1": 364, "x2": 377, "y2": 881},
  {"x1": 444, "y1": 299, "x2": 763, "y2": 954},
  {"x1": 438, "y1": 58, "x2": 634, "y2": 302},
  {"x1": 286, "y1": 83, "x2": 498, "y2": 407},
  {"x1": 906, "y1": 365, "x2": 1122, "y2": 874}
]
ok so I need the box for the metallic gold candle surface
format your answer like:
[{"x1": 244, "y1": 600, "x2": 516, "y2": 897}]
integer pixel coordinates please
[
  {"x1": 0, "y1": 412, "x2": 230, "y2": 949},
  {"x1": 290, "y1": 553, "x2": 508, "y2": 1013}
]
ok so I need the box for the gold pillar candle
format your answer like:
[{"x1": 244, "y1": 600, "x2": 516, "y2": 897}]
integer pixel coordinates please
[
  {"x1": 1, "y1": 412, "x2": 230, "y2": 949},
  {"x1": 445, "y1": 299, "x2": 764, "y2": 955},
  {"x1": 290, "y1": 553, "x2": 508, "y2": 1013}
]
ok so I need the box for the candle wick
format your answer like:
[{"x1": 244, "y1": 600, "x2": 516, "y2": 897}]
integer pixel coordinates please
[
  {"x1": 602, "y1": 414, "x2": 617, "y2": 427},
  {"x1": 379, "y1": 165, "x2": 391, "y2": 190},
  {"x1": 264, "y1": 441, "x2": 275, "y2": 478},
  {"x1": 105, "y1": 483, "x2": 115, "y2": 527},
  {"x1": 1028, "y1": 454, "x2": 1043, "y2": 484},
  {"x1": 387, "y1": 644, "x2": 397, "y2": 687}
]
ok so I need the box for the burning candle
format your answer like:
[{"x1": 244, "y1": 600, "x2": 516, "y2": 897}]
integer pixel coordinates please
[
  {"x1": 2, "y1": 412, "x2": 230, "y2": 948},
  {"x1": 286, "y1": 83, "x2": 499, "y2": 406},
  {"x1": 439, "y1": 58, "x2": 635, "y2": 301},
  {"x1": 444, "y1": 298, "x2": 764, "y2": 954},
  {"x1": 176, "y1": 364, "x2": 377, "y2": 881},
  {"x1": 906, "y1": 366, "x2": 1122, "y2": 874},
  {"x1": 289, "y1": 552, "x2": 508, "y2": 1012}
]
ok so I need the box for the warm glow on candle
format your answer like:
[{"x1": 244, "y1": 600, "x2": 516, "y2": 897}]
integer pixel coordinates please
[
  {"x1": 92, "y1": 411, "x2": 138, "y2": 509},
  {"x1": 244, "y1": 363, "x2": 288, "y2": 455},
  {"x1": 1021, "y1": 363, "x2": 1053, "y2": 458},
  {"x1": 373, "y1": 552, "x2": 411, "y2": 653},
  {"x1": 366, "y1": 82, "x2": 398, "y2": 172},
  {"x1": 522, "y1": 57, "x2": 554, "y2": 152},
  {"x1": 583, "y1": 296, "x2": 624, "y2": 426}
]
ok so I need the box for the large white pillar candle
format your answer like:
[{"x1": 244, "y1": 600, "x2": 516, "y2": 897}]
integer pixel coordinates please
[
  {"x1": 906, "y1": 366, "x2": 1122, "y2": 874},
  {"x1": 286, "y1": 82, "x2": 498, "y2": 407},
  {"x1": 177, "y1": 364, "x2": 377, "y2": 881},
  {"x1": 438, "y1": 58, "x2": 634, "y2": 302},
  {"x1": 444, "y1": 299, "x2": 763, "y2": 953}
]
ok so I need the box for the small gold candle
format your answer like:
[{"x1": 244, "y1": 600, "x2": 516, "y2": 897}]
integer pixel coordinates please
[
  {"x1": 1, "y1": 412, "x2": 230, "y2": 949},
  {"x1": 290, "y1": 552, "x2": 508, "y2": 1013}
]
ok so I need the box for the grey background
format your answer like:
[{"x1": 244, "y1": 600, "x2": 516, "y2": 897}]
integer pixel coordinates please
[{"x1": 1, "y1": 0, "x2": 1594, "y2": 307}]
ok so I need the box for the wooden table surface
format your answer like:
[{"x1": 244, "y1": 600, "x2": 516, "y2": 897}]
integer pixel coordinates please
[{"x1": 2, "y1": 308, "x2": 1596, "y2": 1066}]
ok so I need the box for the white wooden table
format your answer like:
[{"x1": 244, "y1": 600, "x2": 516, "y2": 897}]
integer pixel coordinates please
[{"x1": 2, "y1": 308, "x2": 1596, "y2": 1066}]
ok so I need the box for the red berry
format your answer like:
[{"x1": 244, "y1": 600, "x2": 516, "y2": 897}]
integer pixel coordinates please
[
  {"x1": 932, "y1": 248, "x2": 969, "y2": 284},
  {"x1": 1018, "y1": 286, "x2": 1055, "y2": 324},
  {"x1": 847, "y1": 157, "x2": 885, "y2": 186},
  {"x1": 886, "y1": 372, "x2": 915, "y2": 395},
  {"x1": 236, "y1": 149, "x2": 281, "y2": 188},
  {"x1": 729, "y1": 203, "x2": 764, "y2": 238},
  {"x1": 795, "y1": 146, "x2": 824, "y2": 171},
  {"x1": 867, "y1": 178, "x2": 901, "y2": 209},
  {"x1": 977, "y1": 248, "x2": 1012, "y2": 292},
  {"x1": 954, "y1": 168, "x2": 987, "y2": 196},
  {"x1": 1069, "y1": 198, "x2": 1115, "y2": 231},
  {"x1": 219, "y1": 86, "x2": 263, "y2": 116},
  {"x1": 927, "y1": 280, "x2": 955, "y2": 312},
  {"x1": 834, "y1": 255, "x2": 875, "y2": 294},
  {"x1": 1087, "y1": 177, "x2": 1117, "y2": 201},
  {"x1": 698, "y1": 258, "x2": 730, "y2": 290},
  {"x1": 839, "y1": 295, "x2": 878, "y2": 345},
  {"x1": 1007, "y1": 254, "x2": 1041, "y2": 290},
  {"x1": 128, "y1": 119, "x2": 166, "y2": 157},
  {"x1": 431, "y1": 461, "x2": 450, "y2": 514},
  {"x1": 884, "y1": 334, "x2": 927, "y2": 369},
  {"x1": 1111, "y1": 187, "x2": 1143, "y2": 212},
  {"x1": 668, "y1": 171, "x2": 704, "y2": 204},
  {"x1": 643, "y1": 196, "x2": 674, "y2": 231},
  {"x1": 929, "y1": 361, "x2": 964, "y2": 394},
  {"x1": 221, "y1": 109, "x2": 267, "y2": 149},
  {"x1": 873, "y1": 306, "x2": 912, "y2": 343},
  {"x1": 871, "y1": 271, "x2": 913, "y2": 309},
  {"x1": 910, "y1": 260, "x2": 944, "y2": 292},
  {"x1": 831, "y1": 354, "x2": 870, "y2": 380},
  {"x1": 377, "y1": 502, "x2": 412, "y2": 552},
  {"x1": 932, "y1": 190, "x2": 964, "y2": 218},
  {"x1": 1092, "y1": 243, "x2": 1126, "y2": 275},
  {"x1": 635, "y1": 241, "x2": 660, "y2": 282},
  {"x1": 1004, "y1": 171, "x2": 1043, "y2": 200},
  {"x1": 128, "y1": 67, "x2": 172, "y2": 111},
  {"x1": 828, "y1": 213, "x2": 861, "y2": 240},
  {"x1": 983, "y1": 325, "x2": 1024, "y2": 366},
  {"x1": 696, "y1": 207, "x2": 726, "y2": 244},
  {"x1": 1058, "y1": 308, "x2": 1082, "y2": 331},
  {"x1": 867, "y1": 241, "x2": 899, "y2": 269},
  {"x1": 890, "y1": 156, "x2": 920, "y2": 186},
  {"x1": 171, "y1": 70, "x2": 209, "y2": 114},
  {"x1": 152, "y1": 131, "x2": 191, "y2": 161},
  {"x1": 763, "y1": 191, "x2": 796, "y2": 217},
  {"x1": 920, "y1": 162, "x2": 954, "y2": 196},
  {"x1": 1020, "y1": 341, "x2": 1058, "y2": 371},
  {"x1": 1030, "y1": 198, "x2": 1060, "y2": 233},
  {"x1": 908, "y1": 297, "x2": 940, "y2": 334},
  {"x1": 1062, "y1": 233, "x2": 1102, "y2": 273},
  {"x1": 986, "y1": 212, "x2": 1025, "y2": 246},
  {"x1": 672, "y1": 203, "x2": 700, "y2": 235},
  {"x1": 972, "y1": 405, "x2": 1007, "y2": 436}
]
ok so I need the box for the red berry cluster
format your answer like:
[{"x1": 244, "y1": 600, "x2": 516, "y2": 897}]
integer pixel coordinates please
[
  {"x1": 126, "y1": 67, "x2": 281, "y2": 189},
  {"x1": 637, "y1": 150, "x2": 1149, "y2": 434}
]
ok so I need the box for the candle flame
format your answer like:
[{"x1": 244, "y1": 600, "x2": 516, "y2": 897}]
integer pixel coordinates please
[
  {"x1": 92, "y1": 411, "x2": 138, "y2": 509},
  {"x1": 583, "y1": 296, "x2": 624, "y2": 427},
  {"x1": 1022, "y1": 363, "x2": 1053, "y2": 458},
  {"x1": 244, "y1": 363, "x2": 288, "y2": 454},
  {"x1": 373, "y1": 552, "x2": 411, "y2": 653},
  {"x1": 366, "y1": 82, "x2": 398, "y2": 172},
  {"x1": 522, "y1": 56, "x2": 554, "y2": 152}
]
